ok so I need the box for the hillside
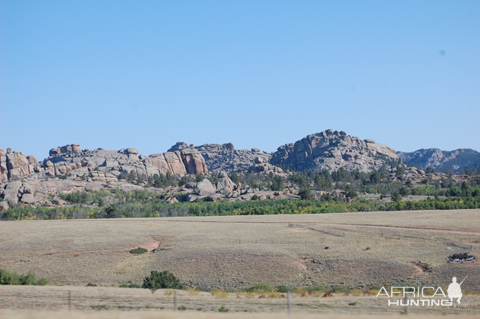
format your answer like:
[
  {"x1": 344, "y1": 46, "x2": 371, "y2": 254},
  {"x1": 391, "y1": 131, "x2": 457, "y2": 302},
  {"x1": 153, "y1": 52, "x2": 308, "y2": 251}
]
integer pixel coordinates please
[
  {"x1": 0, "y1": 211, "x2": 478, "y2": 291},
  {"x1": 271, "y1": 129, "x2": 399, "y2": 173},
  {"x1": 398, "y1": 148, "x2": 480, "y2": 173}
]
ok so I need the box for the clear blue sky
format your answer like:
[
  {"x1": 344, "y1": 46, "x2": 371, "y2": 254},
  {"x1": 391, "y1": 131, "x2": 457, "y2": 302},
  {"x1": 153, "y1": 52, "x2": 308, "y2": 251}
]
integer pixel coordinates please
[{"x1": 1, "y1": 1, "x2": 479, "y2": 159}]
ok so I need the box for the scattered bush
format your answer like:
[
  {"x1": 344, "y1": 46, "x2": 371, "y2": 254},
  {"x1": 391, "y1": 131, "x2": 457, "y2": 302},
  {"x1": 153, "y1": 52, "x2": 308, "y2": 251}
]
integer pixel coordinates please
[
  {"x1": 276, "y1": 285, "x2": 294, "y2": 293},
  {"x1": 218, "y1": 305, "x2": 229, "y2": 312},
  {"x1": 178, "y1": 305, "x2": 187, "y2": 311},
  {"x1": 129, "y1": 247, "x2": 148, "y2": 254},
  {"x1": 0, "y1": 269, "x2": 48, "y2": 286},
  {"x1": 142, "y1": 270, "x2": 184, "y2": 293},
  {"x1": 298, "y1": 188, "x2": 313, "y2": 200},
  {"x1": 119, "y1": 281, "x2": 141, "y2": 288},
  {"x1": 247, "y1": 282, "x2": 273, "y2": 293}
]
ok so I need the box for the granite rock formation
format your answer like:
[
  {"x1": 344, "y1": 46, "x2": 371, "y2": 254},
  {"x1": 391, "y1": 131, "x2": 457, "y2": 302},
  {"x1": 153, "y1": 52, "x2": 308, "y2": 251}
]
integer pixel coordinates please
[
  {"x1": 0, "y1": 144, "x2": 208, "y2": 183},
  {"x1": 271, "y1": 129, "x2": 399, "y2": 173},
  {"x1": 169, "y1": 142, "x2": 272, "y2": 173}
]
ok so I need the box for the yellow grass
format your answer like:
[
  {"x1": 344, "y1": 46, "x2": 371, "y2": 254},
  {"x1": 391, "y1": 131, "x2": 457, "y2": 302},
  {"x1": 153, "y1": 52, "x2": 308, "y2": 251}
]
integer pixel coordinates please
[
  {"x1": 188, "y1": 288, "x2": 199, "y2": 296},
  {"x1": 1, "y1": 209, "x2": 480, "y2": 316},
  {"x1": 1, "y1": 310, "x2": 478, "y2": 319},
  {"x1": 211, "y1": 289, "x2": 229, "y2": 299}
]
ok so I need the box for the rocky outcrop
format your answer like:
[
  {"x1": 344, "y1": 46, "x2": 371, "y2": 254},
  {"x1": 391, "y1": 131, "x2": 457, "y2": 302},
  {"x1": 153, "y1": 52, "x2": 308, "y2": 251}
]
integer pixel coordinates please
[
  {"x1": 181, "y1": 149, "x2": 208, "y2": 175},
  {"x1": 250, "y1": 157, "x2": 285, "y2": 175},
  {"x1": 0, "y1": 179, "x2": 149, "y2": 208},
  {"x1": 0, "y1": 147, "x2": 42, "y2": 182},
  {"x1": 49, "y1": 144, "x2": 81, "y2": 156},
  {"x1": 398, "y1": 148, "x2": 480, "y2": 173},
  {"x1": 0, "y1": 144, "x2": 208, "y2": 183},
  {"x1": 216, "y1": 171, "x2": 237, "y2": 197},
  {"x1": 188, "y1": 143, "x2": 271, "y2": 172},
  {"x1": 190, "y1": 172, "x2": 241, "y2": 201},
  {"x1": 271, "y1": 129, "x2": 399, "y2": 173}
]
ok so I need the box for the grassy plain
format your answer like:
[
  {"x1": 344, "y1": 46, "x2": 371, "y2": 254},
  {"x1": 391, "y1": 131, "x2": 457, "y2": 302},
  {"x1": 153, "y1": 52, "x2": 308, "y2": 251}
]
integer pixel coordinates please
[{"x1": 0, "y1": 209, "x2": 479, "y2": 316}]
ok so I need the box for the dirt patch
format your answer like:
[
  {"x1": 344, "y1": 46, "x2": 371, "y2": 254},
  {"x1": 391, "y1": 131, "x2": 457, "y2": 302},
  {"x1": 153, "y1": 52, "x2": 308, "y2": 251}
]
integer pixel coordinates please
[{"x1": 410, "y1": 261, "x2": 432, "y2": 275}]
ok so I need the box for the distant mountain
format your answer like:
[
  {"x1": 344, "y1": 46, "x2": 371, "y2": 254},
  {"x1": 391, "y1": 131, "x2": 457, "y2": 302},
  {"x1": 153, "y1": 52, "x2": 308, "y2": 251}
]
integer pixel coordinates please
[{"x1": 397, "y1": 148, "x2": 480, "y2": 173}]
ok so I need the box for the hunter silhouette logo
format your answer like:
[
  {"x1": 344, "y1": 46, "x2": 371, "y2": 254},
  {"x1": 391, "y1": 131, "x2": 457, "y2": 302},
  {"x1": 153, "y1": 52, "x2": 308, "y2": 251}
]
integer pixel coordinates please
[
  {"x1": 447, "y1": 276, "x2": 466, "y2": 304},
  {"x1": 376, "y1": 276, "x2": 468, "y2": 307}
]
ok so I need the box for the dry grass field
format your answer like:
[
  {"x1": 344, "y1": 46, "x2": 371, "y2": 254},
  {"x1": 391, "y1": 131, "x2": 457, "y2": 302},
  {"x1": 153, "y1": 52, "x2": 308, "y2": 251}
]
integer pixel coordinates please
[
  {"x1": 1, "y1": 209, "x2": 480, "y2": 316},
  {"x1": 0, "y1": 284, "x2": 479, "y2": 317}
]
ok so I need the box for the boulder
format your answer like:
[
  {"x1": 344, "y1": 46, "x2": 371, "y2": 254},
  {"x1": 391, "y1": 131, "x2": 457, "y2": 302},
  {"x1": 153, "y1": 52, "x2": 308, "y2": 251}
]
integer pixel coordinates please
[
  {"x1": 216, "y1": 171, "x2": 236, "y2": 191},
  {"x1": 0, "y1": 201, "x2": 9, "y2": 213},
  {"x1": 195, "y1": 179, "x2": 216, "y2": 196},
  {"x1": 2, "y1": 181, "x2": 22, "y2": 204},
  {"x1": 20, "y1": 193, "x2": 35, "y2": 204},
  {"x1": 207, "y1": 193, "x2": 225, "y2": 202}
]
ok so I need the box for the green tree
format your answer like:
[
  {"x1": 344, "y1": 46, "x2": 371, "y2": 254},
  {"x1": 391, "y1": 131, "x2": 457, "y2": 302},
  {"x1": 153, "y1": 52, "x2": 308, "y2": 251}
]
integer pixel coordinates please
[
  {"x1": 392, "y1": 190, "x2": 402, "y2": 202},
  {"x1": 229, "y1": 172, "x2": 239, "y2": 185},
  {"x1": 396, "y1": 166, "x2": 405, "y2": 178},
  {"x1": 399, "y1": 187, "x2": 409, "y2": 196},
  {"x1": 426, "y1": 167, "x2": 435, "y2": 174},
  {"x1": 142, "y1": 271, "x2": 184, "y2": 294},
  {"x1": 369, "y1": 171, "x2": 381, "y2": 183},
  {"x1": 195, "y1": 173, "x2": 204, "y2": 183},
  {"x1": 298, "y1": 188, "x2": 313, "y2": 200},
  {"x1": 270, "y1": 175, "x2": 284, "y2": 191},
  {"x1": 178, "y1": 175, "x2": 189, "y2": 187},
  {"x1": 104, "y1": 204, "x2": 117, "y2": 218},
  {"x1": 127, "y1": 170, "x2": 137, "y2": 183}
]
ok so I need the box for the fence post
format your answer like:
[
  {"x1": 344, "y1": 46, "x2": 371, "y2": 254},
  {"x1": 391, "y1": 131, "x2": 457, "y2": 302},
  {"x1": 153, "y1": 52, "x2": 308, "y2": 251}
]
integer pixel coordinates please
[
  {"x1": 68, "y1": 290, "x2": 72, "y2": 311},
  {"x1": 404, "y1": 295, "x2": 408, "y2": 314},
  {"x1": 174, "y1": 290, "x2": 178, "y2": 311},
  {"x1": 287, "y1": 291, "x2": 291, "y2": 314}
]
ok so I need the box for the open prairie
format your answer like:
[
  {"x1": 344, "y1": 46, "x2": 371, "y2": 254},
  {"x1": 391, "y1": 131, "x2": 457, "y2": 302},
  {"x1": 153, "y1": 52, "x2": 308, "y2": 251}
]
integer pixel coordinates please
[{"x1": 1, "y1": 209, "x2": 480, "y2": 316}]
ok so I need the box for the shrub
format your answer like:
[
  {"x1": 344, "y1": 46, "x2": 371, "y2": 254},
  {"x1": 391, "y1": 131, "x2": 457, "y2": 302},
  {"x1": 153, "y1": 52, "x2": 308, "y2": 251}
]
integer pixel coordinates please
[
  {"x1": 119, "y1": 281, "x2": 141, "y2": 288},
  {"x1": 247, "y1": 282, "x2": 273, "y2": 293},
  {"x1": 305, "y1": 285, "x2": 327, "y2": 293},
  {"x1": 142, "y1": 270, "x2": 184, "y2": 293},
  {"x1": 178, "y1": 305, "x2": 187, "y2": 311},
  {"x1": 129, "y1": 247, "x2": 148, "y2": 254},
  {"x1": 276, "y1": 285, "x2": 294, "y2": 293},
  {"x1": 298, "y1": 188, "x2": 313, "y2": 200},
  {"x1": 218, "y1": 305, "x2": 229, "y2": 312},
  {"x1": 104, "y1": 204, "x2": 118, "y2": 218},
  {"x1": 195, "y1": 173, "x2": 204, "y2": 183},
  {"x1": 0, "y1": 269, "x2": 48, "y2": 286}
]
